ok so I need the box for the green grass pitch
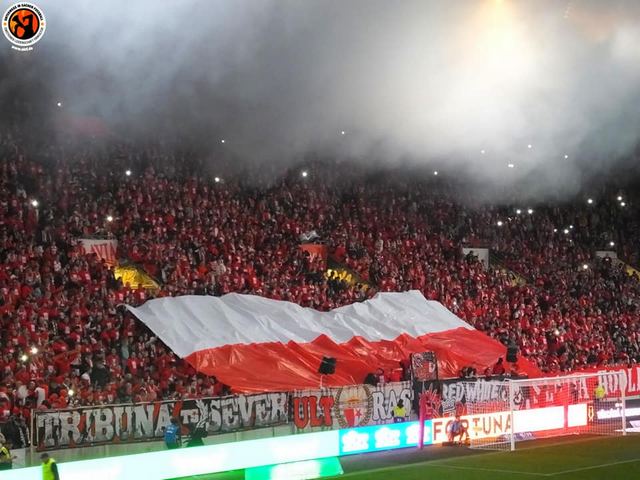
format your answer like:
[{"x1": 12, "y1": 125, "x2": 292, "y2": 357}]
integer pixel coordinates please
[{"x1": 176, "y1": 434, "x2": 640, "y2": 480}]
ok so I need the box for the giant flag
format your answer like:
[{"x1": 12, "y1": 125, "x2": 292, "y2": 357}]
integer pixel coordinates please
[{"x1": 126, "y1": 291, "x2": 540, "y2": 392}]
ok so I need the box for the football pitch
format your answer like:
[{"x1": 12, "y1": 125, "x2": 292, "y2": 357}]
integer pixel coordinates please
[{"x1": 178, "y1": 434, "x2": 640, "y2": 480}]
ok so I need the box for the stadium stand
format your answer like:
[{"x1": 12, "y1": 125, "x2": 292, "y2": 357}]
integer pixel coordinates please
[{"x1": 1, "y1": 129, "x2": 640, "y2": 446}]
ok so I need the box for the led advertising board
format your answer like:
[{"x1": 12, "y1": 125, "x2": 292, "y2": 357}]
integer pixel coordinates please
[
  {"x1": 2, "y1": 404, "x2": 588, "y2": 479},
  {"x1": 338, "y1": 420, "x2": 433, "y2": 455},
  {"x1": 245, "y1": 457, "x2": 344, "y2": 480},
  {"x1": 431, "y1": 404, "x2": 589, "y2": 443},
  {"x1": 0, "y1": 430, "x2": 340, "y2": 480}
]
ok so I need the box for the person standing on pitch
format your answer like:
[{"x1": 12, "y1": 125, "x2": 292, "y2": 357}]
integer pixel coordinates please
[
  {"x1": 594, "y1": 382, "x2": 606, "y2": 407},
  {"x1": 0, "y1": 435, "x2": 16, "y2": 471},
  {"x1": 164, "y1": 417, "x2": 182, "y2": 449},
  {"x1": 41, "y1": 453, "x2": 60, "y2": 480}
]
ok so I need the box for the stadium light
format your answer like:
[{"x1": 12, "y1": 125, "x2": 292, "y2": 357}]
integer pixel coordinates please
[
  {"x1": 497, "y1": 220, "x2": 503, "y2": 227},
  {"x1": 516, "y1": 209, "x2": 522, "y2": 215},
  {"x1": 125, "y1": 169, "x2": 132, "y2": 177},
  {"x1": 30, "y1": 346, "x2": 38, "y2": 355},
  {"x1": 106, "y1": 215, "x2": 114, "y2": 222},
  {"x1": 563, "y1": 228, "x2": 569, "y2": 234},
  {"x1": 587, "y1": 198, "x2": 593, "y2": 205},
  {"x1": 433, "y1": 171, "x2": 438, "y2": 176},
  {"x1": 527, "y1": 208, "x2": 533, "y2": 215},
  {"x1": 553, "y1": 228, "x2": 558, "y2": 233},
  {"x1": 31, "y1": 199, "x2": 38, "y2": 207},
  {"x1": 214, "y1": 176, "x2": 221, "y2": 183},
  {"x1": 56, "y1": 101, "x2": 62, "y2": 107},
  {"x1": 617, "y1": 195, "x2": 623, "y2": 201},
  {"x1": 301, "y1": 170, "x2": 308, "y2": 178},
  {"x1": 564, "y1": 154, "x2": 569, "y2": 159},
  {"x1": 221, "y1": 139, "x2": 225, "y2": 144},
  {"x1": 582, "y1": 264, "x2": 589, "y2": 270},
  {"x1": 527, "y1": 144, "x2": 532, "y2": 149},
  {"x1": 341, "y1": 130, "x2": 345, "y2": 135},
  {"x1": 620, "y1": 202, "x2": 626, "y2": 207},
  {"x1": 569, "y1": 225, "x2": 574, "y2": 229},
  {"x1": 20, "y1": 354, "x2": 28, "y2": 362},
  {"x1": 507, "y1": 163, "x2": 515, "y2": 168},
  {"x1": 480, "y1": 149, "x2": 486, "y2": 154},
  {"x1": 609, "y1": 241, "x2": 615, "y2": 247}
]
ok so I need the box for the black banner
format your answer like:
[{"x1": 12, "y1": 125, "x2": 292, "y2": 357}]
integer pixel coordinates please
[
  {"x1": 410, "y1": 351, "x2": 438, "y2": 382},
  {"x1": 34, "y1": 392, "x2": 289, "y2": 450},
  {"x1": 417, "y1": 377, "x2": 523, "y2": 417}
]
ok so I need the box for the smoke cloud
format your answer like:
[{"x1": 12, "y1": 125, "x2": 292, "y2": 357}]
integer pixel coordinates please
[{"x1": 6, "y1": 0, "x2": 640, "y2": 195}]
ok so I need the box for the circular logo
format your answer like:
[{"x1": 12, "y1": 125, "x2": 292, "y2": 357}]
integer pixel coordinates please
[
  {"x1": 2, "y1": 3, "x2": 46, "y2": 50},
  {"x1": 333, "y1": 385, "x2": 373, "y2": 429}
]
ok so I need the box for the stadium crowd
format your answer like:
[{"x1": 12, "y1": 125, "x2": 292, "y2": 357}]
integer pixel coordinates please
[{"x1": 1, "y1": 129, "x2": 640, "y2": 445}]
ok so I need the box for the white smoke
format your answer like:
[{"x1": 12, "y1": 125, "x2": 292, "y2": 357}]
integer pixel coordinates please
[{"x1": 14, "y1": 0, "x2": 640, "y2": 193}]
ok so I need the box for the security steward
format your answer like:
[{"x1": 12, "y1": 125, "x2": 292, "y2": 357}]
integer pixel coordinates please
[
  {"x1": 393, "y1": 399, "x2": 407, "y2": 423},
  {"x1": 594, "y1": 382, "x2": 606, "y2": 407},
  {"x1": 0, "y1": 434, "x2": 16, "y2": 471},
  {"x1": 41, "y1": 452, "x2": 60, "y2": 480}
]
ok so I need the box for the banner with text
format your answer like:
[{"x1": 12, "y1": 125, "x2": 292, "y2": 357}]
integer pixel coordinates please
[
  {"x1": 34, "y1": 392, "x2": 288, "y2": 450},
  {"x1": 417, "y1": 376, "x2": 598, "y2": 418},
  {"x1": 79, "y1": 238, "x2": 118, "y2": 266},
  {"x1": 574, "y1": 365, "x2": 640, "y2": 398},
  {"x1": 418, "y1": 371, "x2": 635, "y2": 419},
  {"x1": 293, "y1": 381, "x2": 413, "y2": 431}
]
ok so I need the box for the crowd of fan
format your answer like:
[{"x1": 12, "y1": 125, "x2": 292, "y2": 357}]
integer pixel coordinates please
[{"x1": 1, "y1": 132, "x2": 640, "y2": 443}]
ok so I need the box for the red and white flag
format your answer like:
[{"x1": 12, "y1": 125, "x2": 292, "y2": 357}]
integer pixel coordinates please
[
  {"x1": 79, "y1": 238, "x2": 118, "y2": 266},
  {"x1": 126, "y1": 291, "x2": 541, "y2": 392}
]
